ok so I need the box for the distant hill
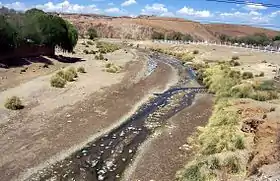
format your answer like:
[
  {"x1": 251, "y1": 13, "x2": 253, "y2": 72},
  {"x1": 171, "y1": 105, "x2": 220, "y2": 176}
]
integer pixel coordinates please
[{"x1": 60, "y1": 14, "x2": 280, "y2": 41}]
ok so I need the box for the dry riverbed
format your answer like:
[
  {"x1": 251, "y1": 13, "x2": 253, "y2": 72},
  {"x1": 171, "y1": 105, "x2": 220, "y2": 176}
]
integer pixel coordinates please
[{"x1": 0, "y1": 45, "x2": 178, "y2": 181}]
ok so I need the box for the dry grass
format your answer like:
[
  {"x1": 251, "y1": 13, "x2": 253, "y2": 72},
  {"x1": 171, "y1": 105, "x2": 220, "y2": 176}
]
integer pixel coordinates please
[
  {"x1": 4, "y1": 96, "x2": 24, "y2": 110},
  {"x1": 50, "y1": 75, "x2": 66, "y2": 88},
  {"x1": 77, "y1": 66, "x2": 86, "y2": 73},
  {"x1": 104, "y1": 62, "x2": 122, "y2": 73}
]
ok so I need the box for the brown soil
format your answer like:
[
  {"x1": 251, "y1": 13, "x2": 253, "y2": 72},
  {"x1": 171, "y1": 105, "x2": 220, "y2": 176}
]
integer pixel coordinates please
[
  {"x1": 123, "y1": 94, "x2": 213, "y2": 181},
  {"x1": 235, "y1": 100, "x2": 280, "y2": 178},
  {"x1": 0, "y1": 56, "x2": 76, "y2": 91},
  {"x1": 0, "y1": 49, "x2": 178, "y2": 181},
  {"x1": 61, "y1": 14, "x2": 279, "y2": 40}
]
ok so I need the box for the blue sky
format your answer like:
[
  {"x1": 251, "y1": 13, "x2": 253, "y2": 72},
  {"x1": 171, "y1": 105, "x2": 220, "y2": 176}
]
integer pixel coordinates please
[{"x1": 1, "y1": 0, "x2": 280, "y2": 30}]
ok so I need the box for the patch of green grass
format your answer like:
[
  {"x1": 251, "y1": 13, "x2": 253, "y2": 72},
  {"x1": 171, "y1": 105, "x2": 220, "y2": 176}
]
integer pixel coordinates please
[
  {"x1": 4, "y1": 96, "x2": 24, "y2": 110},
  {"x1": 50, "y1": 75, "x2": 66, "y2": 88}
]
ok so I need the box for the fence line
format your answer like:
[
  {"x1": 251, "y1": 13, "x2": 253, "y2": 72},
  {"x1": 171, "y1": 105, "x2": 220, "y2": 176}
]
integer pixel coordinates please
[{"x1": 152, "y1": 39, "x2": 280, "y2": 54}]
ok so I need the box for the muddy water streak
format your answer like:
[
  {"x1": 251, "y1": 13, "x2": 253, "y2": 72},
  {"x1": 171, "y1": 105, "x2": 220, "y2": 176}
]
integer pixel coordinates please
[{"x1": 26, "y1": 54, "x2": 206, "y2": 181}]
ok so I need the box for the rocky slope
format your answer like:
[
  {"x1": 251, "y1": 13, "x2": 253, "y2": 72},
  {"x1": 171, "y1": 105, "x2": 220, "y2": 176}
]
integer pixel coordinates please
[{"x1": 61, "y1": 14, "x2": 280, "y2": 41}]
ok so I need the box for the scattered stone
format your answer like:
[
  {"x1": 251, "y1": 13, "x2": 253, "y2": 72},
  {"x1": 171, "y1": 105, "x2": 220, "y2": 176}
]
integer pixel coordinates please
[
  {"x1": 122, "y1": 158, "x2": 126, "y2": 162},
  {"x1": 120, "y1": 131, "x2": 125, "y2": 137},
  {"x1": 67, "y1": 120, "x2": 72, "y2": 123},
  {"x1": 128, "y1": 149, "x2": 133, "y2": 153},
  {"x1": 98, "y1": 174, "x2": 105, "y2": 181},
  {"x1": 66, "y1": 114, "x2": 71, "y2": 118}
]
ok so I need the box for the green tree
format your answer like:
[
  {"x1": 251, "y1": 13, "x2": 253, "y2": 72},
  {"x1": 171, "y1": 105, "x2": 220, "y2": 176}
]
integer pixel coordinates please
[
  {"x1": 152, "y1": 31, "x2": 164, "y2": 39},
  {"x1": 0, "y1": 15, "x2": 18, "y2": 53},
  {"x1": 87, "y1": 27, "x2": 98, "y2": 40}
]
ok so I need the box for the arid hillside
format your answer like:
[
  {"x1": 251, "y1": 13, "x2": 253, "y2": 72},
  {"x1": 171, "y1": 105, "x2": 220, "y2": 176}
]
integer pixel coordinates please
[{"x1": 61, "y1": 14, "x2": 280, "y2": 41}]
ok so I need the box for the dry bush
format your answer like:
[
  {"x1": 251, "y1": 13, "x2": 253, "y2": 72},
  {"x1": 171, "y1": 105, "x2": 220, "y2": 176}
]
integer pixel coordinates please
[
  {"x1": 83, "y1": 49, "x2": 89, "y2": 54},
  {"x1": 232, "y1": 56, "x2": 239, "y2": 61},
  {"x1": 4, "y1": 96, "x2": 24, "y2": 110},
  {"x1": 77, "y1": 66, "x2": 86, "y2": 73},
  {"x1": 67, "y1": 67, "x2": 78, "y2": 78},
  {"x1": 95, "y1": 53, "x2": 104, "y2": 60},
  {"x1": 242, "y1": 72, "x2": 253, "y2": 79},
  {"x1": 193, "y1": 50, "x2": 199, "y2": 54},
  {"x1": 96, "y1": 41, "x2": 120, "y2": 53},
  {"x1": 87, "y1": 40, "x2": 94, "y2": 45},
  {"x1": 50, "y1": 75, "x2": 66, "y2": 88},
  {"x1": 105, "y1": 62, "x2": 121, "y2": 73}
]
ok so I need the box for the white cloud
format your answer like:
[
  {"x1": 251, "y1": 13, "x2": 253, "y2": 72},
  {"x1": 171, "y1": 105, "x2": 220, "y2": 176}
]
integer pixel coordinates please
[
  {"x1": 219, "y1": 11, "x2": 270, "y2": 23},
  {"x1": 35, "y1": 1, "x2": 100, "y2": 13},
  {"x1": 270, "y1": 10, "x2": 280, "y2": 18},
  {"x1": 104, "y1": 7, "x2": 120, "y2": 13},
  {"x1": 160, "y1": 11, "x2": 175, "y2": 17},
  {"x1": 121, "y1": 0, "x2": 136, "y2": 7},
  {"x1": 141, "y1": 3, "x2": 168, "y2": 15},
  {"x1": 1, "y1": 1, "x2": 101, "y2": 13},
  {"x1": 2, "y1": 1, "x2": 27, "y2": 11},
  {"x1": 244, "y1": 3, "x2": 267, "y2": 10},
  {"x1": 177, "y1": 6, "x2": 212, "y2": 18}
]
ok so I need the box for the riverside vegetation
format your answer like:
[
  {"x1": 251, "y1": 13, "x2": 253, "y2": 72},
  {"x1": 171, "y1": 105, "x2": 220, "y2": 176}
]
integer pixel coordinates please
[{"x1": 176, "y1": 62, "x2": 279, "y2": 180}]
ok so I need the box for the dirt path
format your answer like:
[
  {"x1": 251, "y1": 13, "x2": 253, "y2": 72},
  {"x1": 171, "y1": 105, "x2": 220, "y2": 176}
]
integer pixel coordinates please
[
  {"x1": 123, "y1": 94, "x2": 213, "y2": 181},
  {"x1": 0, "y1": 50, "x2": 178, "y2": 181}
]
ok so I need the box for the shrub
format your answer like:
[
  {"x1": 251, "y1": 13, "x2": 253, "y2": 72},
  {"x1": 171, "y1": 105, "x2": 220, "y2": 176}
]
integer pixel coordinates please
[
  {"x1": 56, "y1": 70, "x2": 65, "y2": 78},
  {"x1": 83, "y1": 49, "x2": 89, "y2": 54},
  {"x1": 87, "y1": 27, "x2": 98, "y2": 40},
  {"x1": 77, "y1": 66, "x2": 86, "y2": 73},
  {"x1": 63, "y1": 69, "x2": 76, "y2": 81},
  {"x1": 234, "y1": 135, "x2": 245, "y2": 149},
  {"x1": 232, "y1": 56, "x2": 239, "y2": 61},
  {"x1": 208, "y1": 156, "x2": 221, "y2": 170},
  {"x1": 179, "y1": 161, "x2": 206, "y2": 181},
  {"x1": 105, "y1": 63, "x2": 121, "y2": 73},
  {"x1": 96, "y1": 41, "x2": 120, "y2": 53},
  {"x1": 181, "y1": 54, "x2": 195, "y2": 62},
  {"x1": 229, "y1": 59, "x2": 241, "y2": 66},
  {"x1": 4, "y1": 96, "x2": 24, "y2": 110},
  {"x1": 230, "y1": 83, "x2": 254, "y2": 98},
  {"x1": 259, "y1": 72, "x2": 264, "y2": 77},
  {"x1": 251, "y1": 91, "x2": 278, "y2": 101},
  {"x1": 193, "y1": 50, "x2": 199, "y2": 55},
  {"x1": 242, "y1": 71, "x2": 253, "y2": 79},
  {"x1": 95, "y1": 53, "x2": 104, "y2": 60},
  {"x1": 50, "y1": 75, "x2": 66, "y2": 88},
  {"x1": 66, "y1": 67, "x2": 78, "y2": 78},
  {"x1": 253, "y1": 80, "x2": 275, "y2": 91},
  {"x1": 89, "y1": 50, "x2": 96, "y2": 54},
  {"x1": 87, "y1": 40, "x2": 94, "y2": 45},
  {"x1": 223, "y1": 155, "x2": 241, "y2": 174}
]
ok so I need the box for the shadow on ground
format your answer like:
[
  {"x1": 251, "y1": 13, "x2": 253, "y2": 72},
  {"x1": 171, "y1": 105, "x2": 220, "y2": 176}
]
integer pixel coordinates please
[{"x1": 0, "y1": 55, "x2": 85, "y2": 68}]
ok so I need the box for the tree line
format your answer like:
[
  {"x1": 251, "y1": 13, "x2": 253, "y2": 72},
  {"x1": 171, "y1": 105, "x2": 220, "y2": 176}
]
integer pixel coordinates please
[
  {"x1": 219, "y1": 33, "x2": 280, "y2": 46},
  {"x1": 0, "y1": 8, "x2": 78, "y2": 54},
  {"x1": 151, "y1": 31, "x2": 193, "y2": 41}
]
